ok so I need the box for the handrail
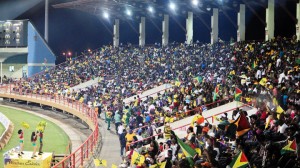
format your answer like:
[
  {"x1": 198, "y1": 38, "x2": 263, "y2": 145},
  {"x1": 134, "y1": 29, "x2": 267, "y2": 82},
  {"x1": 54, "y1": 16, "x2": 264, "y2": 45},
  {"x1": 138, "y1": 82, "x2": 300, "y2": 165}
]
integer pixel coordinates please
[{"x1": 0, "y1": 84, "x2": 99, "y2": 168}]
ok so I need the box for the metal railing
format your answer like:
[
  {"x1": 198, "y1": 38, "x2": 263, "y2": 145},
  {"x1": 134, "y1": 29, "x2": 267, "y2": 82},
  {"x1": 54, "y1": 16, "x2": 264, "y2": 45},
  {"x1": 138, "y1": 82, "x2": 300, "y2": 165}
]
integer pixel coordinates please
[{"x1": 0, "y1": 84, "x2": 99, "y2": 168}]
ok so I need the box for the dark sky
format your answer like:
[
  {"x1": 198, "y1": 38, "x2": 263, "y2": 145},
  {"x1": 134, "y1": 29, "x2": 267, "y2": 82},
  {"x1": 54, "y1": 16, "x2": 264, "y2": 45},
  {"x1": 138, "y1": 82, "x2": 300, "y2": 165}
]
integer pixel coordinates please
[{"x1": 0, "y1": 0, "x2": 297, "y2": 63}]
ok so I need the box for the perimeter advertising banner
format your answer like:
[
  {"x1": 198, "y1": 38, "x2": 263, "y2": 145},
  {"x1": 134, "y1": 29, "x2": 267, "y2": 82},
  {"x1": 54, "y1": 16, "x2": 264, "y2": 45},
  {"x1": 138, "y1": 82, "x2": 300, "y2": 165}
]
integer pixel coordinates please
[{"x1": 4, "y1": 151, "x2": 52, "y2": 168}]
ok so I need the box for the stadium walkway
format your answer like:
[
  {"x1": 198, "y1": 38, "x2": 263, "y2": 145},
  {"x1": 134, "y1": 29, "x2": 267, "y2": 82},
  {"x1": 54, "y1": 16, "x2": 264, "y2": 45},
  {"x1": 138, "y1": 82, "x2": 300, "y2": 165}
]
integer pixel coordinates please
[{"x1": 97, "y1": 114, "x2": 123, "y2": 167}]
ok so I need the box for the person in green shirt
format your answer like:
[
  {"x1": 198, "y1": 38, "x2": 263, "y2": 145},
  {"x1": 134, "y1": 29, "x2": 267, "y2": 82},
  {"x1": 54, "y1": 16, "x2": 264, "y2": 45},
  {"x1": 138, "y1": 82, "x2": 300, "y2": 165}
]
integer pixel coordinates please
[
  {"x1": 106, "y1": 111, "x2": 112, "y2": 130},
  {"x1": 114, "y1": 111, "x2": 121, "y2": 133}
]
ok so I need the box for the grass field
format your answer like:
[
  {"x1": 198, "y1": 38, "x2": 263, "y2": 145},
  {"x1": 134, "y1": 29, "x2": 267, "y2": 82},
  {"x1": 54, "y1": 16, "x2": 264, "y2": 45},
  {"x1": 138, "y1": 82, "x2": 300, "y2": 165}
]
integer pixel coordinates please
[{"x1": 0, "y1": 106, "x2": 70, "y2": 165}]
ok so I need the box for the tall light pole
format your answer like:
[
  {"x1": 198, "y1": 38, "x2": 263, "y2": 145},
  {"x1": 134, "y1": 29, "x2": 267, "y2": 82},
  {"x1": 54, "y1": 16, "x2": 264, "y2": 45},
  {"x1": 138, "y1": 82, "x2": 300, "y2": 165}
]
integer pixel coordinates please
[{"x1": 45, "y1": 0, "x2": 49, "y2": 42}]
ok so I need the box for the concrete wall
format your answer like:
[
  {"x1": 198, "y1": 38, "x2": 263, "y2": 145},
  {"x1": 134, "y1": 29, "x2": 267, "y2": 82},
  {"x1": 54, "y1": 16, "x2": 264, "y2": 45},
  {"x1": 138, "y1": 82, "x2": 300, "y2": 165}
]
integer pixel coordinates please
[{"x1": 123, "y1": 84, "x2": 172, "y2": 104}]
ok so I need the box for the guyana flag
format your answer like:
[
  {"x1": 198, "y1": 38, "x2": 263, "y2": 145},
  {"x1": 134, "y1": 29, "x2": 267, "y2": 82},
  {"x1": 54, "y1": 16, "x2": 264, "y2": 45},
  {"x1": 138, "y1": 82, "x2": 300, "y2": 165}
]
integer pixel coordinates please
[
  {"x1": 213, "y1": 85, "x2": 220, "y2": 101},
  {"x1": 235, "y1": 87, "x2": 242, "y2": 101},
  {"x1": 193, "y1": 76, "x2": 203, "y2": 84},
  {"x1": 280, "y1": 139, "x2": 297, "y2": 155},
  {"x1": 229, "y1": 151, "x2": 249, "y2": 168},
  {"x1": 226, "y1": 112, "x2": 250, "y2": 138},
  {"x1": 175, "y1": 134, "x2": 197, "y2": 167},
  {"x1": 251, "y1": 60, "x2": 257, "y2": 69}
]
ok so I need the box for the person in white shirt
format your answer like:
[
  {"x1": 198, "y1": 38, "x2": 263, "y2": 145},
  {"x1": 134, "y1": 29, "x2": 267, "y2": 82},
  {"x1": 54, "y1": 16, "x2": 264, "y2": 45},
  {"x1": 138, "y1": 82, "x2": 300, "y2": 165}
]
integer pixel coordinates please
[
  {"x1": 256, "y1": 69, "x2": 262, "y2": 80},
  {"x1": 276, "y1": 57, "x2": 281, "y2": 68},
  {"x1": 117, "y1": 123, "x2": 125, "y2": 136}
]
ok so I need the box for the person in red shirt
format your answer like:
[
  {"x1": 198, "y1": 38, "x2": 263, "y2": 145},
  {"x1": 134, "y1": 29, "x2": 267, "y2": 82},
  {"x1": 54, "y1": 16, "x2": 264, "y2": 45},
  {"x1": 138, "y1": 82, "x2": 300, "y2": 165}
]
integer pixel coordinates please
[{"x1": 18, "y1": 129, "x2": 24, "y2": 156}]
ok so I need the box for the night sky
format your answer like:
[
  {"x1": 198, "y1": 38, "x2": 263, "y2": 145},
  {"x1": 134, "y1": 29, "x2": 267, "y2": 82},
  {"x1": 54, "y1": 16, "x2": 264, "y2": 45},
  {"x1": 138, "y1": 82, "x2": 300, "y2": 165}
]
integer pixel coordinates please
[{"x1": 0, "y1": 0, "x2": 297, "y2": 64}]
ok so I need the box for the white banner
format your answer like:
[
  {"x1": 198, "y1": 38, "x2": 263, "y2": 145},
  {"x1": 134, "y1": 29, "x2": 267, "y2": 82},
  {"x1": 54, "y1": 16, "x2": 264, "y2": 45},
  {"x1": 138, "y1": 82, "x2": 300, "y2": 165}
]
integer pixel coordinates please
[{"x1": 0, "y1": 112, "x2": 10, "y2": 129}]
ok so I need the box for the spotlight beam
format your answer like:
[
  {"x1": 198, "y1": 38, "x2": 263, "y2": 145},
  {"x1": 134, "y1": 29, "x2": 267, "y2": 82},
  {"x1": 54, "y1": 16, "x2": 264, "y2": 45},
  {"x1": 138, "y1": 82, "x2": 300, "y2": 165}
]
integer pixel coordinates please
[
  {"x1": 222, "y1": 9, "x2": 237, "y2": 29},
  {"x1": 169, "y1": 15, "x2": 186, "y2": 33},
  {"x1": 243, "y1": 0, "x2": 266, "y2": 26}
]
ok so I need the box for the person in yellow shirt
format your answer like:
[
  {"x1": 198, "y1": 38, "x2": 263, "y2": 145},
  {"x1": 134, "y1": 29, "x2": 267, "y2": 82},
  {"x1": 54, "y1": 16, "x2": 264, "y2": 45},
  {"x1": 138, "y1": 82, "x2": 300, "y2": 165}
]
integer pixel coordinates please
[
  {"x1": 164, "y1": 123, "x2": 172, "y2": 140},
  {"x1": 125, "y1": 129, "x2": 136, "y2": 151}
]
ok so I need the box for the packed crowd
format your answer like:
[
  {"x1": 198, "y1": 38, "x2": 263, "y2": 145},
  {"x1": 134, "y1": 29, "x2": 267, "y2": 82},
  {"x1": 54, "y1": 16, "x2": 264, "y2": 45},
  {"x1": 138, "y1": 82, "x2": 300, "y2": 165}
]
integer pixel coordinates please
[{"x1": 12, "y1": 35, "x2": 300, "y2": 167}]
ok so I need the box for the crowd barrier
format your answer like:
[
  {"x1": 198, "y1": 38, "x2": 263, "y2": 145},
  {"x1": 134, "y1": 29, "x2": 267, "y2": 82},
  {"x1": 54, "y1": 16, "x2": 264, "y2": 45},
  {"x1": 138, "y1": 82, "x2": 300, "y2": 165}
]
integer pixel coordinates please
[{"x1": 0, "y1": 84, "x2": 99, "y2": 168}]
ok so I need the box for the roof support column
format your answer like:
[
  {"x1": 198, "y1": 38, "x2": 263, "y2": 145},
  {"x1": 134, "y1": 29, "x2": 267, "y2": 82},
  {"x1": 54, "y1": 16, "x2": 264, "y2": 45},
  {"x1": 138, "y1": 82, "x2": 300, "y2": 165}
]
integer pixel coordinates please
[
  {"x1": 113, "y1": 19, "x2": 119, "y2": 47},
  {"x1": 237, "y1": 4, "x2": 245, "y2": 42},
  {"x1": 211, "y1": 8, "x2": 218, "y2": 44},
  {"x1": 265, "y1": 0, "x2": 275, "y2": 41},
  {"x1": 139, "y1": 17, "x2": 145, "y2": 47},
  {"x1": 186, "y1": 12, "x2": 193, "y2": 44},
  {"x1": 162, "y1": 14, "x2": 169, "y2": 46}
]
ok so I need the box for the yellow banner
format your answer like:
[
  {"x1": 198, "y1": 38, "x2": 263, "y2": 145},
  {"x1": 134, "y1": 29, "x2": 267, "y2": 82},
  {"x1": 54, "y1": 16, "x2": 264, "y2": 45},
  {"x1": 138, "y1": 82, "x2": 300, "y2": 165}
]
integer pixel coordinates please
[{"x1": 4, "y1": 154, "x2": 52, "y2": 168}]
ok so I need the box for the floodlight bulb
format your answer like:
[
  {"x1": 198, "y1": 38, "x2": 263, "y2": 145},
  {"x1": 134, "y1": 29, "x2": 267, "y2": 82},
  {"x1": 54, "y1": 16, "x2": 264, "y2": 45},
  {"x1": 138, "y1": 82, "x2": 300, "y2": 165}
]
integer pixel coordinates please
[
  {"x1": 169, "y1": 2, "x2": 176, "y2": 10},
  {"x1": 148, "y1": 6, "x2": 154, "y2": 13},
  {"x1": 126, "y1": 9, "x2": 132, "y2": 16},
  {"x1": 103, "y1": 12, "x2": 109, "y2": 19},
  {"x1": 192, "y1": 0, "x2": 199, "y2": 6}
]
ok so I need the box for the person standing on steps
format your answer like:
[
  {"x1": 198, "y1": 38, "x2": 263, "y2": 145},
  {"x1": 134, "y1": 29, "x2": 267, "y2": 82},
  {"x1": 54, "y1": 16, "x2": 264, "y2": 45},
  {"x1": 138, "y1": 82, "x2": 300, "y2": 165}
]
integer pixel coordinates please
[
  {"x1": 106, "y1": 110, "x2": 112, "y2": 130},
  {"x1": 119, "y1": 129, "x2": 126, "y2": 157},
  {"x1": 114, "y1": 111, "x2": 121, "y2": 133}
]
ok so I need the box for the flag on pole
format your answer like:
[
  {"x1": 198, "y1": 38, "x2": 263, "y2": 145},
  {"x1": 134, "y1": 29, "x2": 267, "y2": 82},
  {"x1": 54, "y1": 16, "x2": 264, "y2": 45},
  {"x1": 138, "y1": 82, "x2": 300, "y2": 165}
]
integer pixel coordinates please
[
  {"x1": 280, "y1": 139, "x2": 297, "y2": 155},
  {"x1": 94, "y1": 159, "x2": 107, "y2": 167},
  {"x1": 234, "y1": 87, "x2": 242, "y2": 101},
  {"x1": 229, "y1": 151, "x2": 249, "y2": 168},
  {"x1": 175, "y1": 134, "x2": 197, "y2": 167}
]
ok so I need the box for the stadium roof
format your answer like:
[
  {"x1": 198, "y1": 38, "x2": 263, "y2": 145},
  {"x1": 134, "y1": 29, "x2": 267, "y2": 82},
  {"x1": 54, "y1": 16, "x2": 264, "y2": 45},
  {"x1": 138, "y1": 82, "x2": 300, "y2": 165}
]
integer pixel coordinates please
[{"x1": 52, "y1": 0, "x2": 273, "y2": 20}]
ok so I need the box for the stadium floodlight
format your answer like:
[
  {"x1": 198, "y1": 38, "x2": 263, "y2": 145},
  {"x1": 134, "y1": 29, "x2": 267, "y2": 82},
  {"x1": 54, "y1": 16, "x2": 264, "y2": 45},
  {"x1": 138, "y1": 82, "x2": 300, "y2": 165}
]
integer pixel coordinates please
[
  {"x1": 148, "y1": 6, "x2": 154, "y2": 13},
  {"x1": 126, "y1": 9, "x2": 132, "y2": 16},
  {"x1": 169, "y1": 2, "x2": 176, "y2": 11},
  {"x1": 192, "y1": 0, "x2": 199, "y2": 6},
  {"x1": 103, "y1": 12, "x2": 109, "y2": 19}
]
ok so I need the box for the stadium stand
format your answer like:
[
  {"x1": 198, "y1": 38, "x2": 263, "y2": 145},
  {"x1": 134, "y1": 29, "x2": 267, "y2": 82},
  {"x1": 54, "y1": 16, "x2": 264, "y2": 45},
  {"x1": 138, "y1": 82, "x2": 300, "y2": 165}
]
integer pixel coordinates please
[{"x1": 8, "y1": 35, "x2": 300, "y2": 167}]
